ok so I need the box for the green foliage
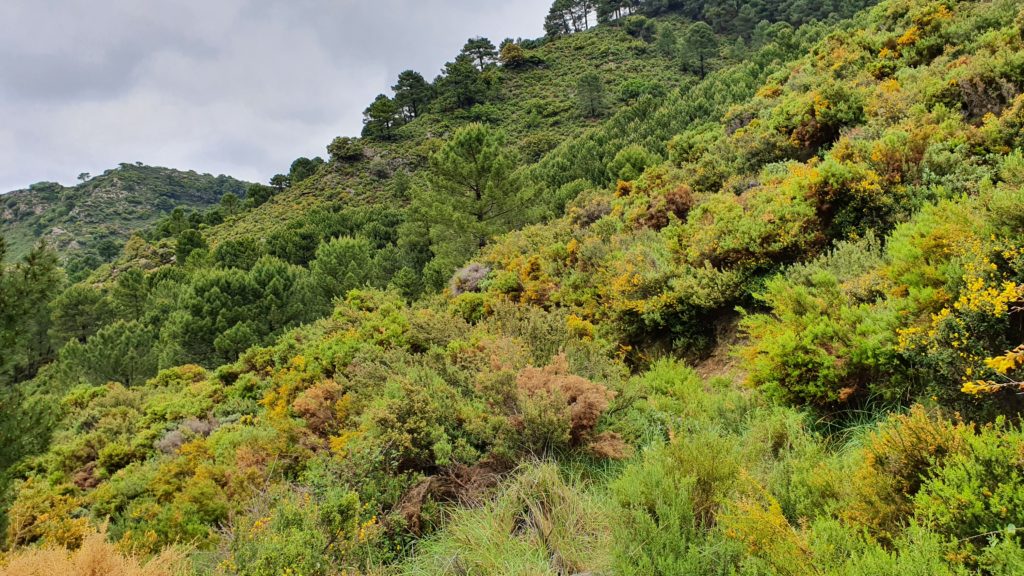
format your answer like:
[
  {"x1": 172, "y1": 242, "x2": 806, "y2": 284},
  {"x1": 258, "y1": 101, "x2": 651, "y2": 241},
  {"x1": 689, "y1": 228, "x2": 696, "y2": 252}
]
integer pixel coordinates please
[
  {"x1": 402, "y1": 464, "x2": 612, "y2": 575},
  {"x1": 498, "y1": 41, "x2": 528, "y2": 68},
  {"x1": 175, "y1": 229, "x2": 208, "y2": 265},
  {"x1": 433, "y1": 56, "x2": 495, "y2": 111},
  {"x1": 393, "y1": 70, "x2": 434, "y2": 119},
  {"x1": 327, "y1": 137, "x2": 365, "y2": 163},
  {"x1": 576, "y1": 71, "x2": 607, "y2": 118},
  {"x1": 221, "y1": 483, "x2": 363, "y2": 576},
  {"x1": 213, "y1": 237, "x2": 262, "y2": 270},
  {"x1": 310, "y1": 236, "x2": 378, "y2": 303},
  {"x1": 291, "y1": 157, "x2": 325, "y2": 185},
  {"x1": 739, "y1": 236, "x2": 898, "y2": 407},
  {"x1": 625, "y1": 15, "x2": 656, "y2": 41},
  {"x1": 607, "y1": 144, "x2": 660, "y2": 181},
  {"x1": 59, "y1": 320, "x2": 158, "y2": 386},
  {"x1": 411, "y1": 124, "x2": 531, "y2": 285},
  {"x1": 363, "y1": 94, "x2": 403, "y2": 140},
  {"x1": 914, "y1": 419, "x2": 1024, "y2": 556},
  {"x1": 0, "y1": 242, "x2": 62, "y2": 384},
  {"x1": 8, "y1": 1, "x2": 1024, "y2": 573},
  {"x1": 461, "y1": 37, "x2": 498, "y2": 71},
  {"x1": 681, "y1": 21, "x2": 718, "y2": 77},
  {"x1": 610, "y1": 434, "x2": 739, "y2": 574},
  {"x1": 48, "y1": 284, "x2": 114, "y2": 346}
]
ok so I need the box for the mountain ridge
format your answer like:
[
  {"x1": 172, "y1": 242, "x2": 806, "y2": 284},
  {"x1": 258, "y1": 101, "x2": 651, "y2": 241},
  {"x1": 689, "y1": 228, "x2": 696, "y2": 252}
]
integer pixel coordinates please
[{"x1": 1, "y1": 163, "x2": 250, "y2": 274}]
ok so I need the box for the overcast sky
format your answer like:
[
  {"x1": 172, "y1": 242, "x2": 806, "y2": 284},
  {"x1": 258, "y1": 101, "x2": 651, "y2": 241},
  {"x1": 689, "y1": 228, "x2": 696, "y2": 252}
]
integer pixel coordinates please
[{"x1": 0, "y1": 0, "x2": 551, "y2": 192}]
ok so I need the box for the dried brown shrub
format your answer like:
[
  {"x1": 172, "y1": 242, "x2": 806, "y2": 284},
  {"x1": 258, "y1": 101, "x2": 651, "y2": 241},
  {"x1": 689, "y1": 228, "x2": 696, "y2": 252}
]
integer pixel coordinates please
[
  {"x1": 516, "y1": 354, "x2": 616, "y2": 452},
  {"x1": 570, "y1": 196, "x2": 611, "y2": 228},
  {"x1": 292, "y1": 380, "x2": 344, "y2": 436},
  {"x1": 638, "y1": 184, "x2": 695, "y2": 230},
  {"x1": 0, "y1": 528, "x2": 185, "y2": 576},
  {"x1": 395, "y1": 456, "x2": 513, "y2": 535},
  {"x1": 586, "y1": 431, "x2": 633, "y2": 460},
  {"x1": 958, "y1": 76, "x2": 1020, "y2": 123},
  {"x1": 70, "y1": 463, "x2": 99, "y2": 491}
]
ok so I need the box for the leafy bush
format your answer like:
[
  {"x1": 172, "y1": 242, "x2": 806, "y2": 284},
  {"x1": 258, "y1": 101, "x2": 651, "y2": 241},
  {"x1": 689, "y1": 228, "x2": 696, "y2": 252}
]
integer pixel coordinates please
[
  {"x1": 845, "y1": 406, "x2": 968, "y2": 540},
  {"x1": 914, "y1": 419, "x2": 1024, "y2": 558},
  {"x1": 514, "y1": 354, "x2": 618, "y2": 457}
]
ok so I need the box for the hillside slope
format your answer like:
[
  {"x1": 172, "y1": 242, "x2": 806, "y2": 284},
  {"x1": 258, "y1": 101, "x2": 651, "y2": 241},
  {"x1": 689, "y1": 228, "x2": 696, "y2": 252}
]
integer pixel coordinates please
[
  {"x1": 4, "y1": 0, "x2": 1024, "y2": 574},
  {"x1": 199, "y1": 23, "x2": 697, "y2": 248},
  {"x1": 1, "y1": 164, "x2": 249, "y2": 272}
]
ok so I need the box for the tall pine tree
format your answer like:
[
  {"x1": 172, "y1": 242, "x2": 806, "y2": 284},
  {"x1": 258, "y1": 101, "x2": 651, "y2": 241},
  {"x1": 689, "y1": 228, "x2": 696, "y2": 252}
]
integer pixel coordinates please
[{"x1": 411, "y1": 124, "x2": 531, "y2": 286}]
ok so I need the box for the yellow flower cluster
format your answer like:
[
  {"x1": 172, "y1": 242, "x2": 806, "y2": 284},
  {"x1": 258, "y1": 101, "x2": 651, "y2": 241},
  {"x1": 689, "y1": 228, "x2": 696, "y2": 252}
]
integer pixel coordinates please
[
  {"x1": 357, "y1": 515, "x2": 378, "y2": 543},
  {"x1": 897, "y1": 25, "x2": 921, "y2": 46},
  {"x1": 566, "y1": 314, "x2": 595, "y2": 340},
  {"x1": 961, "y1": 346, "x2": 1024, "y2": 395},
  {"x1": 986, "y1": 345, "x2": 1024, "y2": 375},
  {"x1": 250, "y1": 515, "x2": 271, "y2": 533},
  {"x1": 953, "y1": 276, "x2": 1019, "y2": 317}
]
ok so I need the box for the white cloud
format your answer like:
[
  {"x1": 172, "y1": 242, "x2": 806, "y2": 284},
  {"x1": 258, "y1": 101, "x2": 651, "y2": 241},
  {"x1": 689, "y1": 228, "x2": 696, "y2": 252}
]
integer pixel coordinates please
[{"x1": 0, "y1": 0, "x2": 551, "y2": 191}]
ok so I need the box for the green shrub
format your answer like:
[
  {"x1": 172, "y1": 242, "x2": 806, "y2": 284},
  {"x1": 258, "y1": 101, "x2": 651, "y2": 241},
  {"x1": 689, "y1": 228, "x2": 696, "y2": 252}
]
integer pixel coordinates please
[
  {"x1": 914, "y1": 419, "x2": 1024, "y2": 558},
  {"x1": 607, "y1": 145, "x2": 661, "y2": 183},
  {"x1": 222, "y1": 485, "x2": 363, "y2": 576}
]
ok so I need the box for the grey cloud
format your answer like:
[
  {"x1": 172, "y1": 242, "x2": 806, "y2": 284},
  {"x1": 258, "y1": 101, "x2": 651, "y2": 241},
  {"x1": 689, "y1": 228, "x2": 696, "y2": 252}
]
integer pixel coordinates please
[{"x1": 0, "y1": 0, "x2": 551, "y2": 191}]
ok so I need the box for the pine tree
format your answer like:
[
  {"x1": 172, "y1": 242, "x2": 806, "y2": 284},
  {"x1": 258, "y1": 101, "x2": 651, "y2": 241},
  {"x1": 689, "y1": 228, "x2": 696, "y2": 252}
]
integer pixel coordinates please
[
  {"x1": 656, "y1": 24, "x2": 678, "y2": 58},
  {"x1": 220, "y1": 191, "x2": 241, "y2": 215},
  {"x1": 289, "y1": 157, "x2": 323, "y2": 184},
  {"x1": 682, "y1": 22, "x2": 719, "y2": 78},
  {"x1": 392, "y1": 70, "x2": 434, "y2": 119},
  {"x1": 176, "y1": 229, "x2": 208, "y2": 265},
  {"x1": 48, "y1": 284, "x2": 114, "y2": 345},
  {"x1": 310, "y1": 236, "x2": 376, "y2": 303},
  {"x1": 577, "y1": 72, "x2": 607, "y2": 118},
  {"x1": 0, "y1": 241, "x2": 62, "y2": 383},
  {"x1": 435, "y1": 56, "x2": 491, "y2": 110},
  {"x1": 461, "y1": 37, "x2": 498, "y2": 71},
  {"x1": 545, "y1": 0, "x2": 573, "y2": 37},
  {"x1": 362, "y1": 94, "x2": 402, "y2": 140},
  {"x1": 270, "y1": 174, "x2": 290, "y2": 190},
  {"x1": 112, "y1": 267, "x2": 149, "y2": 320},
  {"x1": 411, "y1": 124, "x2": 529, "y2": 283},
  {"x1": 59, "y1": 320, "x2": 158, "y2": 386}
]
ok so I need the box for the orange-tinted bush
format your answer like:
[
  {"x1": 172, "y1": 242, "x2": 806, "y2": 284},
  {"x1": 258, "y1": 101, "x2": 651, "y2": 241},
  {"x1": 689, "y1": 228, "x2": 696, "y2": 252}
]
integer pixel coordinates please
[
  {"x1": 0, "y1": 528, "x2": 184, "y2": 576},
  {"x1": 515, "y1": 354, "x2": 616, "y2": 454},
  {"x1": 639, "y1": 185, "x2": 695, "y2": 231},
  {"x1": 291, "y1": 379, "x2": 345, "y2": 436}
]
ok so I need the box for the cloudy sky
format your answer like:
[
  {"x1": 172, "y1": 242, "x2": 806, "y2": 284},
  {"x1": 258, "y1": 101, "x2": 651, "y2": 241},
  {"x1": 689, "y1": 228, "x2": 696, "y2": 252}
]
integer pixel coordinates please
[{"x1": 0, "y1": 0, "x2": 552, "y2": 192}]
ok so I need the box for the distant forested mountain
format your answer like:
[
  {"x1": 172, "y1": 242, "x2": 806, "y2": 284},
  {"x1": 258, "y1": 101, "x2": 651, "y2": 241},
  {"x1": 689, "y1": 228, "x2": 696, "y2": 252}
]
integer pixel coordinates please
[{"x1": 1, "y1": 164, "x2": 249, "y2": 275}]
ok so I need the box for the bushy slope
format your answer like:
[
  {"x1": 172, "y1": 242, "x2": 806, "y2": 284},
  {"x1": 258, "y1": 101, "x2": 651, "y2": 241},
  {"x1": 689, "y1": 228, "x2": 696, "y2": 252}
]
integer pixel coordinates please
[{"x1": 5, "y1": 0, "x2": 1024, "y2": 574}]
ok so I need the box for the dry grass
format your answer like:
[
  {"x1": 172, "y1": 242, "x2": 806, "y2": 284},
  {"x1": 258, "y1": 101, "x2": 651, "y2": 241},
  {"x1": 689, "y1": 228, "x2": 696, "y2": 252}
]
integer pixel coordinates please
[{"x1": 1, "y1": 530, "x2": 186, "y2": 576}]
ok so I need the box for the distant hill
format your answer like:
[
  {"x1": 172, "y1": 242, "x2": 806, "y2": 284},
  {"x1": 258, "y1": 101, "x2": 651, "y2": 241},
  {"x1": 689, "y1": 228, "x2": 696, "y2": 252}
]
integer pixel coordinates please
[{"x1": 0, "y1": 163, "x2": 250, "y2": 270}]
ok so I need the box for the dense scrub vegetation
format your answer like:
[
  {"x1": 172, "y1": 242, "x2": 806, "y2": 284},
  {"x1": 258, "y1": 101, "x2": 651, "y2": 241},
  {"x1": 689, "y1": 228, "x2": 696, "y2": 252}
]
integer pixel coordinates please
[{"x1": 5, "y1": 0, "x2": 1024, "y2": 573}]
